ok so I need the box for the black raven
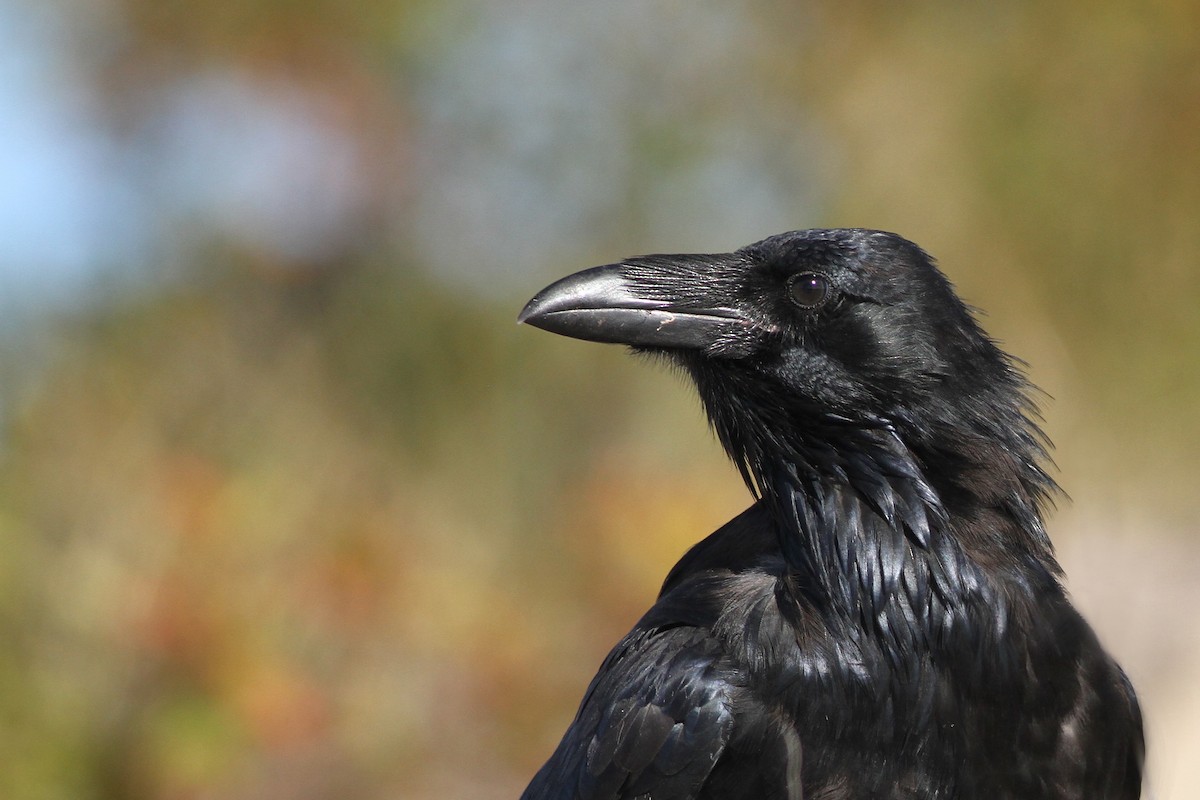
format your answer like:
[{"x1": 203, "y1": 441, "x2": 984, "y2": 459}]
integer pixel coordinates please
[{"x1": 517, "y1": 229, "x2": 1143, "y2": 799}]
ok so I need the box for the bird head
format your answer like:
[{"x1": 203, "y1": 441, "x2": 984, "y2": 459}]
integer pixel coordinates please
[{"x1": 519, "y1": 229, "x2": 1052, "y2": 520}]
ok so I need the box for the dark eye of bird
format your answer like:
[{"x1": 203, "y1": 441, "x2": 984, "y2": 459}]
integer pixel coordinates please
[{"x1": 787, "y1": 272, "x2": 830, "y2": 309}]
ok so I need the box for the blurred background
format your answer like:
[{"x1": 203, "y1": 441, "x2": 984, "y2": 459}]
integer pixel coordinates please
[{"x1": 1, "y1": 0, "x2": 1197, "y2": 797}]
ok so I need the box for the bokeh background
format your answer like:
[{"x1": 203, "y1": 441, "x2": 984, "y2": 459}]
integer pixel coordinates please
[{"x1": 2, "y1": 0, "x2": 1198, "y2": 797}]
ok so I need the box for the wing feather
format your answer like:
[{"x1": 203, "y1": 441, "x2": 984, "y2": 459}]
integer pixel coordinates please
[{"x1": 523, "y1": 625, "x2": 737, "y2": 800}]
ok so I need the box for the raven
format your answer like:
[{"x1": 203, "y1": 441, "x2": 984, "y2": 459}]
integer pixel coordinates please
[{"x1": 517, "y1": 229, "x2": 1143, "y2": 799}]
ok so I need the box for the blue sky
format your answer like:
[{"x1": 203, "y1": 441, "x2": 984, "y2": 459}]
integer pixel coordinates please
[
  {"x1": 0, "y1": 2, "x2": 364, "y2": 315},
  {"x1": 0, "y1": 2, "x2": 136, "y2": 309}
]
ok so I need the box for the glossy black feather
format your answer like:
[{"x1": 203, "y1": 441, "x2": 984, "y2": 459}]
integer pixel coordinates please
[{"x1": 518, "y1": 229, "x2": 1143, "y2": 799}]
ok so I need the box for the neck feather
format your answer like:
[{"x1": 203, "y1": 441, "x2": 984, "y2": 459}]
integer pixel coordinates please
[{"x1": 691, "y1": 366, "x2": 1060, "y2": 645}]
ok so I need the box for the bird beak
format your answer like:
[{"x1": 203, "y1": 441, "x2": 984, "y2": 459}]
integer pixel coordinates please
[{"x1": 517, "y1": 260, "x2": 747, "y2": 349}]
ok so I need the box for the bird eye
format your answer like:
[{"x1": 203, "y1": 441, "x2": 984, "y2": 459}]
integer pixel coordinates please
[{"x1": 787, "y1": 272, "x2": 830, "y2": 309}]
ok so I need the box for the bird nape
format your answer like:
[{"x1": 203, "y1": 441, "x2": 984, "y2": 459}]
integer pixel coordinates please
[{"x1": 516, "y1": 229, "x2": 1143, "y2": 800}]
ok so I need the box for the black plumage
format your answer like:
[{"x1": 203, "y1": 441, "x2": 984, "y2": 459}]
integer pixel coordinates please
[{"x1": 517, "y1": 229, "x2": 1143, "y2": 799}]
